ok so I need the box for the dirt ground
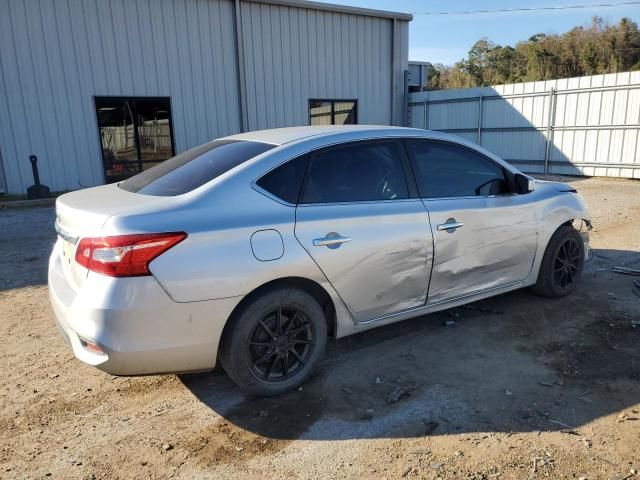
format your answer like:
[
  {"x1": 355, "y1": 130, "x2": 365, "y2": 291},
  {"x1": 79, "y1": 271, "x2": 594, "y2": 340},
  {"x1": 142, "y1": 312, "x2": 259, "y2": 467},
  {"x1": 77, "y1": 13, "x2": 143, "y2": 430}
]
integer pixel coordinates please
[{"x1": 1, "y1": 175, "x2": 639, "y2": 480}]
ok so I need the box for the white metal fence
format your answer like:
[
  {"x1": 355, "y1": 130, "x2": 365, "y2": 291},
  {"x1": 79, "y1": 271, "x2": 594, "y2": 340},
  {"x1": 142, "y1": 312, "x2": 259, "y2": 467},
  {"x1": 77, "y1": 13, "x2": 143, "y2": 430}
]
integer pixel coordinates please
[{"x1": 408, "y1": 71, "x2": 640, "y2": 179}]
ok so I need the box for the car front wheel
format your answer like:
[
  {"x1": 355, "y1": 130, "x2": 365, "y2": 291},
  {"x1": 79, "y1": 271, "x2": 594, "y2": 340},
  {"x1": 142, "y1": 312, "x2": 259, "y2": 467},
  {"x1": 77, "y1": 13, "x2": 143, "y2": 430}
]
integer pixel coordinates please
[
  {"x1": 219, "y1": 286, "x2": 327, "y2": 396},
  {"x1": 533, "y1": 224, "x2": 585, "y2": 298}
]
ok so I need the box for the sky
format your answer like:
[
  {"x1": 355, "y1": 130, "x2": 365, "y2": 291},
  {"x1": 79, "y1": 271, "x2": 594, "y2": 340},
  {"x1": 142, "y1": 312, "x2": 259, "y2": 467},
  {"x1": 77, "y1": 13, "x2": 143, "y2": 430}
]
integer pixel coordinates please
[{"x1": 321, "y1": 0, "x2": 640, "y2": 65}]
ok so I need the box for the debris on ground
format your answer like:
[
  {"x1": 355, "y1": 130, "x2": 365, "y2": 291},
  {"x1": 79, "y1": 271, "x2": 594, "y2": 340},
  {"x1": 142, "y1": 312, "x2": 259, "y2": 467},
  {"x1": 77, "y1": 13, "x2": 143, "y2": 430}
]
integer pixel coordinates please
[
  {"x1": 444, "y1": 320, "x2": 456, "y2": 326},
  {"x1": 548, "y1": 418, "x2": 573, "y2": 429},
  {"x1": 422, "y1": 419, "x2": 439, "y2": 435},
  {"x1": 411, "y1": 448, "x2": 431, "y2": 456},
  {"x1": 460, "y1": 305, "x2": 504, "y2": 315},
  {"x1": 386, "y1": 385, "x2": 417, "y2": 404},
  {"x1": 612, "y1": 266, "x2": 640, "y2": 276}
]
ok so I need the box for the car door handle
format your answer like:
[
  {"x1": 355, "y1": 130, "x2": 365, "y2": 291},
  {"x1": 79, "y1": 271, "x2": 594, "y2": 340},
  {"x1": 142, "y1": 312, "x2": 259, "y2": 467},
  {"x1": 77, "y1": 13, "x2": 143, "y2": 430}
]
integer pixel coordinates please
[
  {"x1": 313, "y1": 233, "x2": 352, "y2": 247},
  {"x1": 437, "y1": 221, "x2": 464, "y2": 231}
]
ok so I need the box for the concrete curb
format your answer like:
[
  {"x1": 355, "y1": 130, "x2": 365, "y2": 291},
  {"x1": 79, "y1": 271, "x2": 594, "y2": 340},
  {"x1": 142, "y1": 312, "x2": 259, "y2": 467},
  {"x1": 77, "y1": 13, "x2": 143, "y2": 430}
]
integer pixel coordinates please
[{"x1": 0, "y1": 198, "x2": 56, "y2": 209}]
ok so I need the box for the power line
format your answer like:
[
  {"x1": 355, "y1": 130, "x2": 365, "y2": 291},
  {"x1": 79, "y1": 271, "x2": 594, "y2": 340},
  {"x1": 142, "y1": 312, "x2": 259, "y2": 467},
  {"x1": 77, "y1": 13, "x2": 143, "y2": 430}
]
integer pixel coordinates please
[{"x1": 412, "y1": 1, "x2": 640, "y2": 16}]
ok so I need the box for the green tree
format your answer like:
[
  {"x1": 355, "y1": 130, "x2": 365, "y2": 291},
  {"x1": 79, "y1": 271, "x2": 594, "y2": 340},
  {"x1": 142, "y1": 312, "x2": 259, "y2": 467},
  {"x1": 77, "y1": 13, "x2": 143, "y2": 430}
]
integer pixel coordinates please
[{"x1": 426, "y1": 16, "x2": 640, "y2": 90}]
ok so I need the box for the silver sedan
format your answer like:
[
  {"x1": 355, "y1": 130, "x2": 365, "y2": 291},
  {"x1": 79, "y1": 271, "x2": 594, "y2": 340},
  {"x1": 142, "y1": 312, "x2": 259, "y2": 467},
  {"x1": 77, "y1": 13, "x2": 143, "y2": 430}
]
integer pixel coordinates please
[{"x1": 49, "y1": 125, "x2": 591, "y2": 395}]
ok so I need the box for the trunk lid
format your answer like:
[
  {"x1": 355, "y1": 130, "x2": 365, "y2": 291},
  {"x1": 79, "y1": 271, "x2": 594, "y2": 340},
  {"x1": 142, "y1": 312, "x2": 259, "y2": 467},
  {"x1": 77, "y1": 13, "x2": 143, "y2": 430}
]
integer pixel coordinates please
[{"x1": 54, "y1": 184, "x2": 170, "y2": 291}]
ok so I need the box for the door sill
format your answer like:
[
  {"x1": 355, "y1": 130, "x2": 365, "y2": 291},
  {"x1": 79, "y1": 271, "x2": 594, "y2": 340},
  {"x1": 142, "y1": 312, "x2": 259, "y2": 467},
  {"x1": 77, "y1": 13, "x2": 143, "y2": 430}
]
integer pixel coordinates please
[{"x1": 355, "y1": 281, "x2": 523, "y2": 327}]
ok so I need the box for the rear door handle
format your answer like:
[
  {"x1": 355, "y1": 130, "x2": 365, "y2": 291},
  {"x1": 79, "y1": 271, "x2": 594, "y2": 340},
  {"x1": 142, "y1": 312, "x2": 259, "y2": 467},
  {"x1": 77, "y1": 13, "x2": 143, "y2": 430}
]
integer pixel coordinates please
[
  {"x1": 437, "y1": 220, "x2": 464, "y2": 232},
  {"x1": 313, "y1": 233, "x2": 352, "y2": 248}
]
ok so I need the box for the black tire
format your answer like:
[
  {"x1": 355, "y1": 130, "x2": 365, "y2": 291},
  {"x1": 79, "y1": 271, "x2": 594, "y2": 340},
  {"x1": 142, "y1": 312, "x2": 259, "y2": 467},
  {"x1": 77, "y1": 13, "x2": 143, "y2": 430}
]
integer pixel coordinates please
[
  {"x1": 533, "y1": 225, "x2": 585, "y2": 298},
  {"x1": 219, "y1": 286, "x2": 327, "y2": 396}
]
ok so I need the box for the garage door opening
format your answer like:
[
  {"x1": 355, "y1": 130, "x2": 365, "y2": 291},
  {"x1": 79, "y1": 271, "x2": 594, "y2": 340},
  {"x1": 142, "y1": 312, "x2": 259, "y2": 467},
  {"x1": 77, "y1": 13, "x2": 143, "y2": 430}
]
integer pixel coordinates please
[{"x1": 95, "y1": 97, "x2": 175, "y2": 183}]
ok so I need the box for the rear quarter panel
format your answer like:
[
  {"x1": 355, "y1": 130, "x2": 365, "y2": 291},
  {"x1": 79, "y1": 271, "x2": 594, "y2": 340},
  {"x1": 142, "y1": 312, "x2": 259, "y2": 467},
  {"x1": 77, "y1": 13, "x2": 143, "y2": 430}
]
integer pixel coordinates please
[{"x1": 102, "y1": 180, "x2": 355, "y2": 336}]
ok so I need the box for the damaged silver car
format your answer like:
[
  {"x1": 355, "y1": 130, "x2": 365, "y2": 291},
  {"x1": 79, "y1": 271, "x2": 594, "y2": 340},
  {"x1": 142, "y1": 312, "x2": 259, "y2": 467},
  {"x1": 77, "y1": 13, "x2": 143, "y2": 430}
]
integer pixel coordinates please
[{"x1": 49, "y1": 125, "x2": 591, "y2": 395}]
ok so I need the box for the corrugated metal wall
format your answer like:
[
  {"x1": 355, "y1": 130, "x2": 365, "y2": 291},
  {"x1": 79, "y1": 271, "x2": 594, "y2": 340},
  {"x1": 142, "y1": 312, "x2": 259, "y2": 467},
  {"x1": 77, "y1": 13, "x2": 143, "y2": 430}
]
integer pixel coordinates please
[
  {"x1": 238, "y1": 2, "x2": 407, "y2": 131},
  {"x1": 0, "y1": 0, "x2": 409, "y2": 194},
  {"x1": 408, "y1": 71, "x2": 640, "y2": 179},
  {"x1": 0, "y1": 0, "x2": 241, "y2": 194}
]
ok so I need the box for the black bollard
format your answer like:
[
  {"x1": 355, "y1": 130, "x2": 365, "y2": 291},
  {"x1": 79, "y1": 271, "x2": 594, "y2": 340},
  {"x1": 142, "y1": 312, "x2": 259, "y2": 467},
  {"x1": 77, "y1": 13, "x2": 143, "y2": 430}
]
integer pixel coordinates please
[{"x1": 27, "y1": 155, "x2": 51, "y2": 199}]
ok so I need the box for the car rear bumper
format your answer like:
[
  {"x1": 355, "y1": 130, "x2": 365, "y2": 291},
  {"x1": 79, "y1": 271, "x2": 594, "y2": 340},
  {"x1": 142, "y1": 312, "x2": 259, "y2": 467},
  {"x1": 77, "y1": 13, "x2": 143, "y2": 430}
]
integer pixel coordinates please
[{"x1": 48, "y1": 243, "x2": 242, "y2": 375}]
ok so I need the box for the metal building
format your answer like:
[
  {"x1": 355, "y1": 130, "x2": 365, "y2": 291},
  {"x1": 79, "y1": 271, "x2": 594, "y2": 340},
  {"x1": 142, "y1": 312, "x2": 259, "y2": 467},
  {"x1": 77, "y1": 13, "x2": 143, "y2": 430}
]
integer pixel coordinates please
[{"x1": 0, "y1": 0, "x2": 411, "y2": 195}]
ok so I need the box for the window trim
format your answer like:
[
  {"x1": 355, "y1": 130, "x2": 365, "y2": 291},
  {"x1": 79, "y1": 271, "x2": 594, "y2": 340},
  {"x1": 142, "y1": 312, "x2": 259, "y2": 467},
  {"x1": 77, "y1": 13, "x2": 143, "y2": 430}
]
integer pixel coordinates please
[
  {"x1": 402, "y1": 138, "x2": 516, "y2": 201},
  {"x1": 298, "y1": 139, "x2": 413, "y2": 206},
  {"x1": 308, "y1": 99, "x2": 358, "y2": 125}
]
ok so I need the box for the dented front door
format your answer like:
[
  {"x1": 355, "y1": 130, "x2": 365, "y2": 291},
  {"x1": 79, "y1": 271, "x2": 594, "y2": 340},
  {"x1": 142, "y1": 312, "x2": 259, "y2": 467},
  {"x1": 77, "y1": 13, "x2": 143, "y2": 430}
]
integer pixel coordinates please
[{"x1": 424, "y1": 195, "x2": 538, "y2": 304}]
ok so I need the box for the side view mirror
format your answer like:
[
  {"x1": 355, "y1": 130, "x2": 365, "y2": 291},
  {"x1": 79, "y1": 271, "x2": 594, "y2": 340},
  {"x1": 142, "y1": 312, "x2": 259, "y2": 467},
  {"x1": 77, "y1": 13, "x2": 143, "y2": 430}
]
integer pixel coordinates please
[{"x1": 515, "y1": 173, "x2": 535, "y2": 194}]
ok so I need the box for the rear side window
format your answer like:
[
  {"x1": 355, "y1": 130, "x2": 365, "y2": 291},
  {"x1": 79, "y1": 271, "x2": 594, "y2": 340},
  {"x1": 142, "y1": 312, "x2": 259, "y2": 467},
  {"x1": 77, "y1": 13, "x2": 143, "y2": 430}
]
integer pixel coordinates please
[
  {"x1": 301, "y1": 142, "x2": 409, "y2": 203},
  {"x1": 119, "y1": 140, "x2": 275, "y2": 196},
  {"x1": 406, "y1": 141, "x2": 509, "y2": 198},
  {"x1": 256, "y1": 156, "x2": 308, "y2": 204}
]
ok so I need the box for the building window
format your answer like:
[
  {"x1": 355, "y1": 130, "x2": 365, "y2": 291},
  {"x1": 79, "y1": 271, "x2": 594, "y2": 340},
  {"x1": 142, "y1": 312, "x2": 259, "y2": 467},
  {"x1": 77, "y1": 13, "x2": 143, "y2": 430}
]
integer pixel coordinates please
[
  {"x1": 95, "y1": 97, "x2": 175, "y2": 184},
  {"x1": 309, "y1": 99, "x2": 357, "y2": 125}
]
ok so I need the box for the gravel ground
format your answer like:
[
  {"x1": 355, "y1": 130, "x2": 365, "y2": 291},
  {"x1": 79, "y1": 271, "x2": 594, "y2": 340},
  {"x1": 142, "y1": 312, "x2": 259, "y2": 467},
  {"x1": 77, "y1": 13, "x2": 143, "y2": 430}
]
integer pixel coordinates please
[{"x1": 1, "y1": 175, "x2": 639, "y2": 480}]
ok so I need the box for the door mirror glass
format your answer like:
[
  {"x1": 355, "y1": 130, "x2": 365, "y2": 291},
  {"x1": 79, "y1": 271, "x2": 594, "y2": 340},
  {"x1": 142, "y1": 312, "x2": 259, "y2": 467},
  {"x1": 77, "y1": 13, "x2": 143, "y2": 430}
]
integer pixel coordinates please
[{"x1": 514, "y1": 173, "x2": 535, "y2": 194}]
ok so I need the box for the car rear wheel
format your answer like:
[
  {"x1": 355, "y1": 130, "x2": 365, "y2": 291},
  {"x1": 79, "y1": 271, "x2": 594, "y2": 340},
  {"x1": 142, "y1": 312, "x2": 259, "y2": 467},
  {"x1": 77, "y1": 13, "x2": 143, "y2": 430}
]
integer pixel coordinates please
[
  {"x1": 533, "y1": 225, "x2": 585, "y2": 298},
  {"x1": 219, "y1": 286, "x2": 327, "y2": 396}
]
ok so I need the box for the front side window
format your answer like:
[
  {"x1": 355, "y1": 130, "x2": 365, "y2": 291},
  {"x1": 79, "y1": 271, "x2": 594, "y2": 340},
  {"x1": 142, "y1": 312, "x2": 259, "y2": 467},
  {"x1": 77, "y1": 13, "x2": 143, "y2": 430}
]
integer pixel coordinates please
[
  {"x1": 309, "y1": 100, "x2": 357, "y2": 125},
  {"x1": 301, "y1": 142, "x2": 408, "y2": 204},
  {"x1": 119, "y1": 140, "x2": 275, "y2": 196},
  {"x1": 406, "y1": 141, "x2": 509, "y2": 198}
]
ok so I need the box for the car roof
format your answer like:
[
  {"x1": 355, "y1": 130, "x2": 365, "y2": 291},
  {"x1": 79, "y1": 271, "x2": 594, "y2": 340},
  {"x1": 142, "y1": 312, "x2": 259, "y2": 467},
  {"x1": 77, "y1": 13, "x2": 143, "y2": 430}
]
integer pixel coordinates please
[
  {"x1": 223, "y1": 125, "x2": 419, "y2": 146},
  {"x1": 220, "y1": 125, "x2": 521, "y2": 177}
]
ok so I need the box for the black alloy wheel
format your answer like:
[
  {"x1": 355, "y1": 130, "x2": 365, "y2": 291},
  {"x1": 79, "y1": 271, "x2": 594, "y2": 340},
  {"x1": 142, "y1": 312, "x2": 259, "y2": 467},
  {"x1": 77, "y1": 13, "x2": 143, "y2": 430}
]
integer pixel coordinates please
[
  {"x1": 533, "y1": 225, "x2": 585, "y2": 298},
  {"x1": 247, "y1": 305, "x2": 315, "y2": 382},
  {"x1": 552, "y1": 237, "x2": 582, "y2": 290}
]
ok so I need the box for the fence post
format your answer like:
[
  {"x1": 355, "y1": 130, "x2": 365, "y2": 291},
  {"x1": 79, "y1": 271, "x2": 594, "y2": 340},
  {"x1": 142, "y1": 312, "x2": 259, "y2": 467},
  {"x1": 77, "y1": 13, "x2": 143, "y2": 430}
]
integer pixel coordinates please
[
  {"x1": 476, "y1": 95, "x2": 484, "y2": 145},
  {"x1": 544, "y1": 88, "x2": 557, "y2": 174},
  {"x1": 423, "y1": 100, "x2": 428, "y2": 130},
  {"x1": 403, "y1": 69, "x2": 410, "y2": 127}
]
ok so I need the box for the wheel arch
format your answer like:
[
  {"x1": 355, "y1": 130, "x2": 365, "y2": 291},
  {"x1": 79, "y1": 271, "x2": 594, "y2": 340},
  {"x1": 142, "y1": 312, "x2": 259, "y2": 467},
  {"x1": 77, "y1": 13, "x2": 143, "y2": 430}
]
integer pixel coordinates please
[
  {"x1": 220, "y1": 276, "x2": 338, "y2": 346},
  {"x1": 527, "y1": 196, "x2": 590, "y2": 286}
]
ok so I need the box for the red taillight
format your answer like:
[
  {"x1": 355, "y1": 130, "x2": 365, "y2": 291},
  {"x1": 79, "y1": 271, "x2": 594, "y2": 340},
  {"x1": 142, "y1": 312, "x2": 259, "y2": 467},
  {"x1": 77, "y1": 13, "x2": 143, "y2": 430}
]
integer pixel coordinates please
[{"x1": 75, "y1": 232, "x2": 187, "y2": 277}]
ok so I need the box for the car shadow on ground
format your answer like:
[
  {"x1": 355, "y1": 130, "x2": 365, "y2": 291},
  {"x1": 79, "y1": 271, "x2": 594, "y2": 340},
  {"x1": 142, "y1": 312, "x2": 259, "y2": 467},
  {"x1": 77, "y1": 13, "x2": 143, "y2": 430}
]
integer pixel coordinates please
[{"x1": 181, "y1": 248, "x2": 640, "y2": 441}]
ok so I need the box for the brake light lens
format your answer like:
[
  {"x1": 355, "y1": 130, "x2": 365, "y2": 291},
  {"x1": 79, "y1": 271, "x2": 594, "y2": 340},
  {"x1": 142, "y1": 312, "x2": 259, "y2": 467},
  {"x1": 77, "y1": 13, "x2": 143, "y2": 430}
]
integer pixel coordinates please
[{"x1": 75, "y1": 232, "x2": 187, "y2": 277}]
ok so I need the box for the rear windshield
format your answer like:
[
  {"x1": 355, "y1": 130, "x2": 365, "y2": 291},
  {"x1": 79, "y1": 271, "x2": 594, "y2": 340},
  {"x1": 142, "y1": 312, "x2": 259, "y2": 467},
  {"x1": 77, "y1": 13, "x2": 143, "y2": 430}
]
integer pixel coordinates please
[{"x1": 119, "y1": 140, "x2": 275, "y2": 196}]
